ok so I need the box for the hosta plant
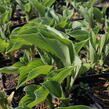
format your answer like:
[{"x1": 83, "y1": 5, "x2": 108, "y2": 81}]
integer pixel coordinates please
[
  {"x1": 0, "y1": 19, "x2": 91, "y2": 108},
  {"x1": 0, "y1": 0, "x2": 108, "y2": 109}
]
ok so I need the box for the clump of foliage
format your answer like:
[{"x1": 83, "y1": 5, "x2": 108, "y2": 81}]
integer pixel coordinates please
[{"x1": 0, "y1": 0, "x2": 108, "y2": 109}]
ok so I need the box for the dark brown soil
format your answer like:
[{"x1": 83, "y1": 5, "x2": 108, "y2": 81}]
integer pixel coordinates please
[
  {"x1": 3, "y1": 74, "x2": 18, "y2": 89},
  {"x1": 12, "y1": 89, "x2": 25, "y2": 107},
  {"x1": 2, "y1": 74, "x2": 35, "y2": 89},
  {"x1": 72, "y1": 76, "x2": 109, "y2": 109},
  {"x1": 92, "y1": 78, "x2": 109, "y2": 109},
  {"x1": 35, "y1": 102, "x2": 50, "y2": 109}
]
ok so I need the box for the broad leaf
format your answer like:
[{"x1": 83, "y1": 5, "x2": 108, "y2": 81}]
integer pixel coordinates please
[
  {"x1": 8, "y1": 38, "x2": 32, "y2": 52},
  {"x1": 30, "y1": 0, "x2": 47, "y2": 17},
  {"x1": 17, "y1": 59, "x2": 44, "y2": 88},
  {"x1": 0, "y1": 38, "x2": 9, "y2": 52},
  {"x1": 51, "y1": 67, "x2": 73, "y2": 83},
  {"x1": 43, "y1": 0, "x2": 56, "y2": 8},
  {"x1": 79, "y1": 6, "x2": 94, "y2": 27},
  {"x1": 19, "y1": 33, "x2": 73, "y2": 66},
  {"x1": 19, "y1": 84, "x2": 39, "y2": 106},
  {"x1": 68, "y1": 30, "x2": 89, "y2": 41},
  {"x1": 75, "y1": 39, "x2": 89, "y2": 53},
  {"x1": 0, "y1": 66, "x2": 19, "y2": 74},
  {"x1": 27, "y1": 87, "x2": 49, "y2": 108},
  {"x1": 20, "y1": 67, "x2": 73, "y2": 108},
  {"x1": 93, "y1": 8, "x2": 103, "y2": 23},
  {"x1": 89, "y1": 41, "x2": 96, "y2": 63},
  {"x1": 99, "y1": 35, "x2": 106, "y2": 55},
  {"x1": 43, "y1": 80, "x2": 62, "y2": 98},
  {"x1": 25, "y1": 65, "x2": 53, "y2": 83}
]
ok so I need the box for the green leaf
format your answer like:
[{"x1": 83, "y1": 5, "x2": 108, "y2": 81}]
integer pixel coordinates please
[
  {"x1": 63, "y1": 9, "x2": 74, "y2": 19},
  {"x1": 75, "y1": 39, "x2": 89, "y2": 53},
  {"x1": 16, "y1": 106, "x2": 31, "y2": 109},
  {"x1": 27, "y1": 87, "x2": 49, "y2": 108},
  {"x1": 51, "y1": 67, "x2": 73, "y2": 83},
  {"x1": 72, "y1": 21, "x2": 82, "y2": 29},
  {"x1": 0, "y1": 66, "x2": 19, "y2": 74},
  {"x1": 26, "y1": 65, "x2": 53, "y2": 82},
  {"x1": 0, "y1": 27, "x2": 6, "y2": 40},
  {"x1": 28, "y1": 59, "x2": 44, "y2": 67},
  {"x1": 68, "y1": 30, "x2": 89, "y2": 41},
  {"x1": 57, "y1": 105, "x2": 96, "y2": 109},
  {"x1": 12, "y1": 62, "x2": 24, "y2": 67},
  {"x1": 79, "y1": 6, "x2": 94, "y2": 27},
  {"x1": 17, "y1": 59, "x2": 44, "y2": 88},
  {"x1": 24, "y1": 3, "x2": 31, "y2": 13},
  {"x1": 0, "y1": 9, "x2": 12, "y2": 25},
  {"x1": 43, "y1": 0, "x2": 56, "y2": 8},
  {"x1": 19, "y1": 33, "x2": 73, "y2": 66},
  {"x1": 11, "y1": 23, "x2": 76, "y2": 66},
  {"x1": 89, "y1": 41, "x2": 96, "y2": 63},
  {"x1": 93, "y1": 8, "x2": 103, "y2": 23},
  {"x1": 30, "y1": 0, "x2": 47, "y2": 17},
  {"x1": 78, "y1": 63, "x2": 92, "y2": 75},
  {"x1": 43, "y1": 80, "x2": 62, "y2": 98},
  {"x1": 99, "y1": 35, "x2": 106, "y2": 55},
  {"x1": 45, "y1": 26, "x2": 67, "y2": 38},
  {"x1": 8, "y1": 38, "x2": 32, "y2": 52},
  {"x1": 20, "y1": 67, "x2": 73, "y2": 108},
  {"x1": 46, "y1": 8, "x2": 59, "y2": 22},
  {"x1": 0, "y1": 38, "x2": 9, "y2": 52},
  {"x1": 20, "y1": 86, "x2": 49, "y2": 108},
  {"x1": 18, "y1": 65, "x2": 52, "y2": 89},
  {"x1": 19, "y1": 84, "x2": 39, "y2": 106}
]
